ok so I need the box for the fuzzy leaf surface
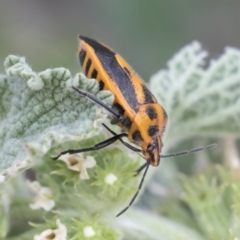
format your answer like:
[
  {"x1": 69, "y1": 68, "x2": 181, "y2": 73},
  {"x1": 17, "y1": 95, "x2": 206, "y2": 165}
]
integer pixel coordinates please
[
  {"x1": 0, "y1": 55, "x2": 114, "y2": 180},
  {"x1": 150, "y1": 42, "x2": 240, "y2": 144}
]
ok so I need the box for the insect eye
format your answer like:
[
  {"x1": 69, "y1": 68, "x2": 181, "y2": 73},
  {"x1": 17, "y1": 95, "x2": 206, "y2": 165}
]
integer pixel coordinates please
[{"x1": 147, "y1": 143, "x2": 154, "y2": 152}]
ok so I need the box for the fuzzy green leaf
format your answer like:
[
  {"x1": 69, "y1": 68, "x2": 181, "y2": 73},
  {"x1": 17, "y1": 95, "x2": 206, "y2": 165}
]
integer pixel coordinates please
[
  {"x1": 150, "y1": 42, "x2": 240, "y2": 144},
  {"x1": 0, "y1": 55, "x2": 114, "y2": 181}
]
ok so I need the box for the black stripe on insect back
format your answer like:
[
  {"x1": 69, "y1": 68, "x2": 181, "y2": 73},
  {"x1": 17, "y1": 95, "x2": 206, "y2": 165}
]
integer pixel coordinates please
[
  {"x1": 80, "y1": 36, "x2": 115, "y2": 57},
  {"x1": 142, "y1": 84, "x2": 155, "y2": 104},
  {"x1": 85, "y1": 59, "x2": 92, "y2": 76},
  {"x1": 99, "y1": 80, "x2": 104, "y2": 90},
  {"x1": 91, "y1": 69, "x2": 98, "y2": 79},
  {"x1": 79, "y1": 49, "x2": 86, "y2": 66},
  {"x1": 80, "y1": 36, "x2": 140, "y2": 112},
  {"x1": 104, "y1": 57, "x2": 140, "y2": 112}
]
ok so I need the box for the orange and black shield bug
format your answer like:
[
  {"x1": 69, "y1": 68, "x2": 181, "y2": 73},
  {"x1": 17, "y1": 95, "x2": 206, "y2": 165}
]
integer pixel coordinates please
[{"x1": 52, "y1": 36, "x2": 216, "y2": 216}]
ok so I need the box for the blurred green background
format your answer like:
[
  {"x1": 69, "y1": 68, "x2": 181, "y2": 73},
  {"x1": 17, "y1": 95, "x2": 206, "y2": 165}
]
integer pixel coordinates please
[{"x1": 1, "y1": 0, "x2": 240, "y2": 81}]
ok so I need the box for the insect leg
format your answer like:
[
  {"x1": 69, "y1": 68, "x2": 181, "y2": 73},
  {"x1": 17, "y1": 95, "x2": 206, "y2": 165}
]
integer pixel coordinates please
[
  {"x1": 52, "y1": 133, "x2": 128, "y2": 160},
  {"x1": 134, "y1": 162, "x2": 148, "y2": 176},
  {"x1": 72, "y1": 86, "x2": 120, "y2": 119},
  {"x1": 116, "y1": 162, "x2": 150, "y2": 217},
  {"x1": 102, "y1": 123, "x2": 142, "y2": 153},
  {"x1": 102, "y1": 123, "x2": 145, "y2": 176}
]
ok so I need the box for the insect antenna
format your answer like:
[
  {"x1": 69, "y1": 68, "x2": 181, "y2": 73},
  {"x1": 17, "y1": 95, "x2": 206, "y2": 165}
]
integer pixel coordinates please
[
  {"x1": 160, "y1": 143, "x2": 217, "y2": 158},
  {"x1": 116, "y1": 161, "x2": 150, "y2": 217},
  {"x1": 134, "y1": 143, "x2": 217, "y2": 176}
]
